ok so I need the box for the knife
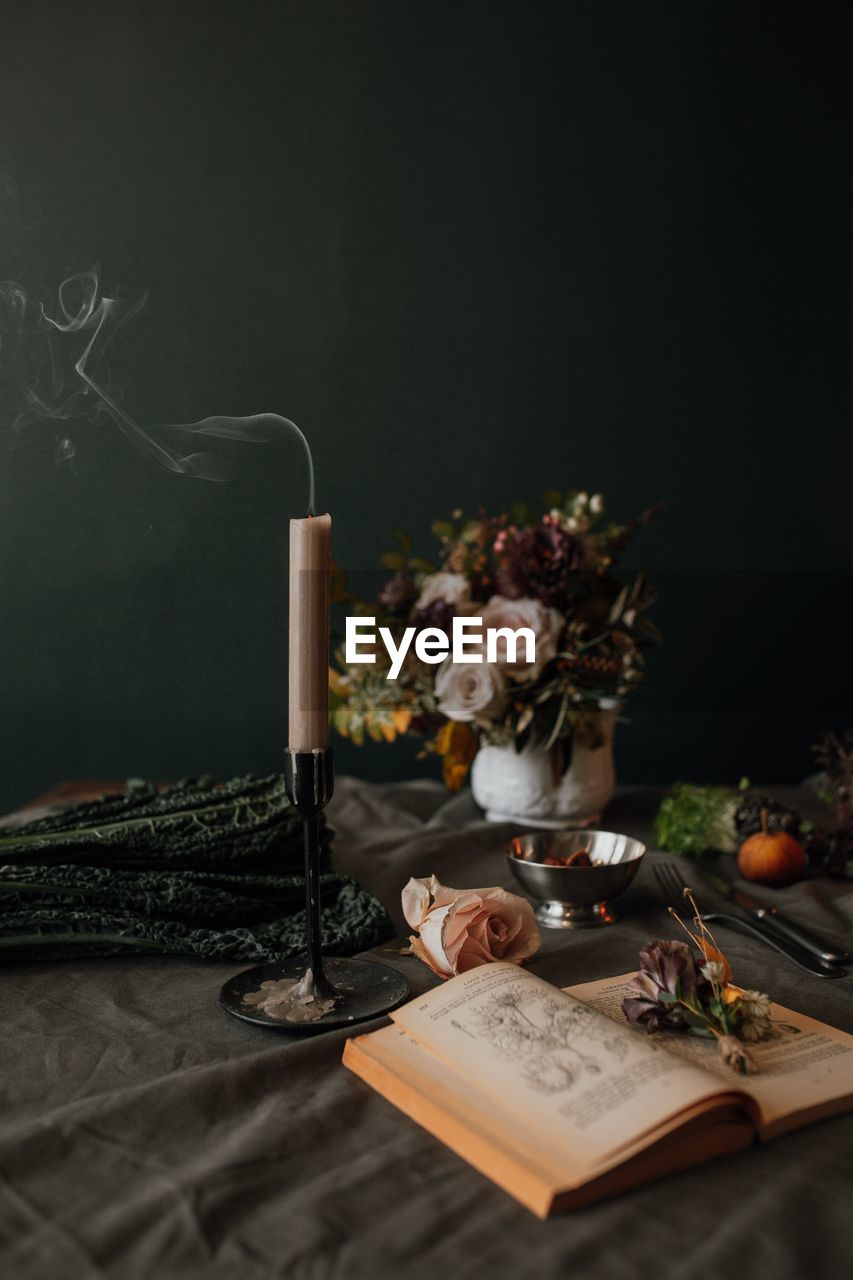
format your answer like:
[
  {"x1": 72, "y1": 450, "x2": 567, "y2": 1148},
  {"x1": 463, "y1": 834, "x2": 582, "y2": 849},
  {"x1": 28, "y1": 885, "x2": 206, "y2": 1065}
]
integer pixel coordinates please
[
  {"x1": 700, "y1": 912, "x2": 846, "y2": 978},
  {"x1": 701, "y1": 871, "x2": 848, "y2": 966}
]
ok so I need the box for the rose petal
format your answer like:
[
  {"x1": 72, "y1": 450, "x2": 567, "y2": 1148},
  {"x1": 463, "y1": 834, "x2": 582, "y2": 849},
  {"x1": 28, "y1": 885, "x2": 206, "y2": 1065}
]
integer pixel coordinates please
[
  {"x1": 455, "y1": 935, "x2": 496, "y2": 971},
  {"x1": 428, "y1": 876, "x2": 467, "y2": 909},
  {"x1": 415, "y1": 904, "x2": 455, "y2": 976},
  {"x1": 440, "y1": 896, "x2": 488, "y2": 966},
  {"x1": 401, "y1": 877, "x2": 433, "y2": 930},
  {"x1": 408, "y1": 931, "x2": 454, "y2": 979},
  {"x1": 484, "y1": 915, "x2": 510, "y2": 955}
]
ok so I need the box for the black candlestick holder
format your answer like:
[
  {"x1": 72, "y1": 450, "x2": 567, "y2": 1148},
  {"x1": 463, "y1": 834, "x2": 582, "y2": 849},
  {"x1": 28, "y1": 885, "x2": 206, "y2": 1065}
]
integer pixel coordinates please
[{"x1": 220, "y1": 748, "x2": 410, "y2": 1033}]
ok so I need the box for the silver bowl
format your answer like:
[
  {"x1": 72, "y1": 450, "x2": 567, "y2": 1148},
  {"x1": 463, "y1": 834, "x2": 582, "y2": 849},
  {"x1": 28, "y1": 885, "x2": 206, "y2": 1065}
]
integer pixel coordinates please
[{"x1": 505, "y1": 829, "x2": 646, "y2": 928}]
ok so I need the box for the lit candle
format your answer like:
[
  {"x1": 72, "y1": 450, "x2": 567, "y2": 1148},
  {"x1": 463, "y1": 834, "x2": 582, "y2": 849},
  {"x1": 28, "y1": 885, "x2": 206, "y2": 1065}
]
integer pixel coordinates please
[{"x1": 288, "y1": 513, "x2": 331, "y2": 750}]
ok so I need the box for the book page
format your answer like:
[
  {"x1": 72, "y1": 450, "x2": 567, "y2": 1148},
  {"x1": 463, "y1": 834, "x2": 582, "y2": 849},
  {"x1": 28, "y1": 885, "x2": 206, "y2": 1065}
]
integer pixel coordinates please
[
  {"x1": 390, "y1": 962, "x2": 741, "y2": 1167},
  {"x1": 568, "y1": 973, "x2": 853, "y2": 1137},
  {"x1": 350, "y1": 1025, "x2": 592, "y2": 1187}
]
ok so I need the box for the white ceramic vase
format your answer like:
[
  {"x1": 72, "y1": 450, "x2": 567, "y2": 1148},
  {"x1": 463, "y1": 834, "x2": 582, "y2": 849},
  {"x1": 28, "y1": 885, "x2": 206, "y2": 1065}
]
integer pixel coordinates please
[{"x1": 470, "y1": 704, "x2": 618, "y2": 828}]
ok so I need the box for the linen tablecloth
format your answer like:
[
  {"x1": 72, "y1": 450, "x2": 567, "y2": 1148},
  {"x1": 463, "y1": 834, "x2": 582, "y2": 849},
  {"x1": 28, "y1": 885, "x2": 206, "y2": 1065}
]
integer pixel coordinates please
[{"x1": 1, "y1": 779, "x2": 851, "y2": 1279}]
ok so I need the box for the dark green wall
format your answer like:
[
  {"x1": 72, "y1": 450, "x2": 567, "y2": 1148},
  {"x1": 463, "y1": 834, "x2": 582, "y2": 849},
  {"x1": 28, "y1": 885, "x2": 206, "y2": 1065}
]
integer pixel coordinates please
[{"x1": 1, "y1": 1, "x2": 850, "y2": 812}]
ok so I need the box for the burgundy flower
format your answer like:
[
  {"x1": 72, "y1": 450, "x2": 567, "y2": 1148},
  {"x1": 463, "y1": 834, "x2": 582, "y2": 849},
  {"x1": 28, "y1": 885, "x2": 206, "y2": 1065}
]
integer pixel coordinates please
[
  {"x1": 497, "y1": 523, "x2": 583, "y2": 609},
  {"x1": 411, "y1": 598, "x2": 455, "y2": 634}
]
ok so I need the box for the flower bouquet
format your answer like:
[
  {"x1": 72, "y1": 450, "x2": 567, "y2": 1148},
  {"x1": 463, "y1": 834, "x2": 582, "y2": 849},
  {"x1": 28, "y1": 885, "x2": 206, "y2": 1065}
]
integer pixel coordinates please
[{"x1": 330, "y1": 490, "x2": 659, "y2": 799}]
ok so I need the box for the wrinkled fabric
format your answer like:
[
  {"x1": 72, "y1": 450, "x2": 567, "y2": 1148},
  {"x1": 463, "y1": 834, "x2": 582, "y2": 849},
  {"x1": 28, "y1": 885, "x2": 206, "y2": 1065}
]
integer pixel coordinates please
[{"x1": 0, "y1": 778, "x2": 850, "y2": 1279}]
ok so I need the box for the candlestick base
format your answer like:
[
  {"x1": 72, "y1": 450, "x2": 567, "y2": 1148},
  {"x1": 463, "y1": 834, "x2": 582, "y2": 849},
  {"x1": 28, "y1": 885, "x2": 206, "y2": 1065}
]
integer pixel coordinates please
[
  {"x1": 220, "y1": 956, "x2": 410, "y2": 1033},
  {"x1": 220, "y1": 747, "x2": 410, "y2": 1033}
]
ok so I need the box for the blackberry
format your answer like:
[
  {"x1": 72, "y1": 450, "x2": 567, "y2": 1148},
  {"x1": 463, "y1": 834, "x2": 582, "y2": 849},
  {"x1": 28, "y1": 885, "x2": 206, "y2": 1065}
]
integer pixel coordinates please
[{"x1": 735, "y1": 794, "x2": 802, "y2": 841}]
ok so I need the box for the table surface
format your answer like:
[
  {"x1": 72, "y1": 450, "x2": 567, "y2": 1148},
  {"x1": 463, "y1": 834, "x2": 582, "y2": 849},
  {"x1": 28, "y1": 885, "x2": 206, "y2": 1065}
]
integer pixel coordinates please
[{"x1": 2, "y1": 779, "x2": 851, "y2": 1280}]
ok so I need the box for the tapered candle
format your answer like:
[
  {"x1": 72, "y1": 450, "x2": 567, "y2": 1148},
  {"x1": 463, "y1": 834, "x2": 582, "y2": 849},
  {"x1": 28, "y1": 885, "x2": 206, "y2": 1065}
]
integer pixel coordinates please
[{"x1": 288, "y1": 513, "x2": 331, "y2": 750}]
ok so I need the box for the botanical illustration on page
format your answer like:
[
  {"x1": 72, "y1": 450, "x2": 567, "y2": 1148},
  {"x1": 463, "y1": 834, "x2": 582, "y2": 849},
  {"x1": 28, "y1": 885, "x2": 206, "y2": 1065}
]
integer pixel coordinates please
[
  {"x1": 392, "y1": 963, "x2": 730, "y2": 1161},
  {"x1": 469, "y1": 981, "x2": 630, "y2": 1094}
]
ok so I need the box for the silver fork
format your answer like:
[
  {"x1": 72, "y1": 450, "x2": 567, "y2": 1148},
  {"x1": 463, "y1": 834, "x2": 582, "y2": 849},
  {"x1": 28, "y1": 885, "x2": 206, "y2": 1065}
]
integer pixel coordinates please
[{"x1": 653, "y1": 860, "x2": 847, "y2": 979}]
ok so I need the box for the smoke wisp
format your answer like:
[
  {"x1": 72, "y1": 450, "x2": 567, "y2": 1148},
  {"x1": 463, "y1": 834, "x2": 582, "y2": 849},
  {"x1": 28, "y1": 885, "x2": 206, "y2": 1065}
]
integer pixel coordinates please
[{"x1": 0, "y1": 267, "x2": 315, "y2": 511}]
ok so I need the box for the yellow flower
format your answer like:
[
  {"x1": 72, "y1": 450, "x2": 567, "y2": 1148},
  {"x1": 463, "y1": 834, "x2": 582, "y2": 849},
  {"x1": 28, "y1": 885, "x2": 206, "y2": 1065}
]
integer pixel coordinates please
[
  {"x1": 435, "y1": 720, "x2": 478, "y2": 792},
  {"x1": 328, "y1": 668, "x2": 351, "y2": 698},
  {"x1": 391, "y1": 708, "x2": 412, "y2": 735}
]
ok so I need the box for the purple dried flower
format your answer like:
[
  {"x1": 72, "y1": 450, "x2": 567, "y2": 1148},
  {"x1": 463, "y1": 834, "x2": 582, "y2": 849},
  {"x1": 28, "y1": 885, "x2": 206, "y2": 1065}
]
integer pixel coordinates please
[{"x1": 622, "y1": 939, "x2": 705, "y2": 1032}]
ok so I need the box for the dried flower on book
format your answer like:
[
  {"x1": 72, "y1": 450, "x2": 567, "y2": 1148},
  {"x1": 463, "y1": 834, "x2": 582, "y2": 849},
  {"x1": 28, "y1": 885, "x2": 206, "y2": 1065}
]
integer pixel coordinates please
[
  {"x1": 402, "y1": 875, "x2": 541, "y2": 979},
  {"x1": 622, "y1": 892, "x2": 773, "y2": 1074}
]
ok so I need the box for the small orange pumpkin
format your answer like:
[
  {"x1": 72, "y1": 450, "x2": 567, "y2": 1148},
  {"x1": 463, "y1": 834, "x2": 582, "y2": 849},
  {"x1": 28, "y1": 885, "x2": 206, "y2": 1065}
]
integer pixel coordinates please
[{"x1": 737, "y1": 809, "x2": 806, "y2": 886}]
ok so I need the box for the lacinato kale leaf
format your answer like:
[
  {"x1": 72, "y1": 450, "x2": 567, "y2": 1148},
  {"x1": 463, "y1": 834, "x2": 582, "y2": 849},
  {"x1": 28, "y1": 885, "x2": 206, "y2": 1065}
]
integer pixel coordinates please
[
  {"x1": 0, "y1": 876, "x2": 391, "y2": 961},
  {"x1": 0, "y1": 774, "x2": 392, "y2": 961},
  {"x1": 0, "y1": 773, "x2": 325, "y2": 872}
]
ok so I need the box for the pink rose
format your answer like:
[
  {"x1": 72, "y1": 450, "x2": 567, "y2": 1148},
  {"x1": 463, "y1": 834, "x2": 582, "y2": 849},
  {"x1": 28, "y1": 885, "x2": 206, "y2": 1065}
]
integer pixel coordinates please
[
  {"x1": 476, "y1": 595, "x2": 564, "y2": 681},
  {"x1": 402, "y1": 874, "x2": 541, "y2": 979}
]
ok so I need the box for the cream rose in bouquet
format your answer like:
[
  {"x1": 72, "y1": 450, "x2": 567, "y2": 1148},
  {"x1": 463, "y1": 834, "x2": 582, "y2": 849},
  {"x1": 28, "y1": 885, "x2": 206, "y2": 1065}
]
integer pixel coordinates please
[
  {"x1": 415, "y1": 572, "x2": 471, "y2": 611},
  {"x1": 434, "y1": 661, "x2": 507, "y2": 723},
  {"x1": 475, "y1": 596, "x2": 564, "y2": 681},
  {"x1": 402, "y1": 875, "x2": 541, "y2": 978}
]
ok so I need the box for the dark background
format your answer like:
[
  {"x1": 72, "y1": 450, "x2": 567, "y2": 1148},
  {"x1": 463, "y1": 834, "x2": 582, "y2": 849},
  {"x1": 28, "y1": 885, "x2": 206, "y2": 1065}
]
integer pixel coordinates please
[{"x1": 0, "y1": 1, "x2": 850, "y2": 813}]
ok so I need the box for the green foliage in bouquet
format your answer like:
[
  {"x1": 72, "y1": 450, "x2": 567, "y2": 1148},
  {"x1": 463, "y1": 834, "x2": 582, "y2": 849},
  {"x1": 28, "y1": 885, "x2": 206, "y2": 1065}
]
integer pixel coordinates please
[{"x1": 331, "y1": 490, "x2": 660, "y2": 789}]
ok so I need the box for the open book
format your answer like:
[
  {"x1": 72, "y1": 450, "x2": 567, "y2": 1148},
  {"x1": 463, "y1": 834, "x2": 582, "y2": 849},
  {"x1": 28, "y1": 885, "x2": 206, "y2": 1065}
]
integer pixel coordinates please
[{"x1": 343, "y1": 963, "x2": 853, "y2": 1217}]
